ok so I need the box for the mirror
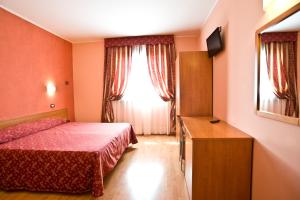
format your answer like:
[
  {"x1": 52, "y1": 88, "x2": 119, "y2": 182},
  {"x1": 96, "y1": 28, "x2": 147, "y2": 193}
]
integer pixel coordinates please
[{"x1": 256, "y1": 4, "x2": 300, "y2": 125}]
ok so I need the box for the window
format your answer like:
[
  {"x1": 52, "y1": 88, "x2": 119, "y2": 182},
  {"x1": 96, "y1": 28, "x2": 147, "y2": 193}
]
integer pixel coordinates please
[{"x1": 112, "y1": 46, "x2": 170, "y2": 135}]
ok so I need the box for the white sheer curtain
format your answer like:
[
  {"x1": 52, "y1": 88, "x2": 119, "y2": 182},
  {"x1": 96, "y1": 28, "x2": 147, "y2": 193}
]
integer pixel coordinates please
[
  {"x1": 112, "y1": 45, "x2": 170, "y2": 135},
  {"x1": 259, "y1": 43, "x2": 286, "y2": 115}
]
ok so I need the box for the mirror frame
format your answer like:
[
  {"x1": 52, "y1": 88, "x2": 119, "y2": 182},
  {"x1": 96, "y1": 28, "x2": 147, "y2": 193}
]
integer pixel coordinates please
[{"x1": 256, "y1": 3, "x2": 300, "y2": 126}]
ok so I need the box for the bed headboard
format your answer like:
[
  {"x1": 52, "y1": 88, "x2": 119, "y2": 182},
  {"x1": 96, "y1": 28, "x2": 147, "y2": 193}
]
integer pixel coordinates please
[{"x1": 0, "y1": 109, "x2": 68, "y2": 129}]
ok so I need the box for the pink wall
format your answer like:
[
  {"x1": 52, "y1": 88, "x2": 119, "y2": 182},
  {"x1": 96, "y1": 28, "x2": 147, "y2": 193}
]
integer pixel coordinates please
[
  {"x1": 0, "y1": 8, "x2": 74, "y2": 121},
  {"x1": 197, "y1": 1, "x2": 300, "y2": 200},
  {"x1": 72, "y1": 41, "x2": 104, "y2": 122},
  {"x1": 175, "y1": 35, "x2": 199, "y2": 51}
]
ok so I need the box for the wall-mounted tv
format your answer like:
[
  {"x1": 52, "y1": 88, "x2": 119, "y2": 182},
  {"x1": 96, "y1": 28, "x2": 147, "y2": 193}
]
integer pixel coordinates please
[{"x1": 206, "y1": 27, "x2": 223, "y2": 57}]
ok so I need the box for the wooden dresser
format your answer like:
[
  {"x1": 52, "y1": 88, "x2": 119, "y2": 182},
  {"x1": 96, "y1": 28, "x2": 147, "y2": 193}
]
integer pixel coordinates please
[{"x1": 181, "y1": 116, "x2": 253, "y2": 200}]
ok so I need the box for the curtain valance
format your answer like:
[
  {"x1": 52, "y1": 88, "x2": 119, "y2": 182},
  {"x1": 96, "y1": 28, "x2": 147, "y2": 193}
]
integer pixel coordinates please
[
  {"x1": 261, "y1": 32, "x2": 297, "y2": 43},
  {"x1": 105, "y1": 35, "x2": 174, "y2": 47}
]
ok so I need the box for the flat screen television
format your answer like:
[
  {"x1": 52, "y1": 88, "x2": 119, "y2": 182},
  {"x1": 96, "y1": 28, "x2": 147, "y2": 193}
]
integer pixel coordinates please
[{"x1": 206, "y1": 27, "x2": 223, "y2": 57}]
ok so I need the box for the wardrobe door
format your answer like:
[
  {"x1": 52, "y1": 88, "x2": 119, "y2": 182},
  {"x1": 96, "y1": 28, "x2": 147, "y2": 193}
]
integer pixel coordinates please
[{"x1": 179, "y1": 51, "x2": 212, "y2": 116}]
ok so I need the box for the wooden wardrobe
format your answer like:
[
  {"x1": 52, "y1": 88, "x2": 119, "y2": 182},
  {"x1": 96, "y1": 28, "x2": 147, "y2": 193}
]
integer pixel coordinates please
[
  {"x1": 176, "y1": 51, "x2": 212, "y2": 144},
  {"x1": 176, "y1": 51, "x2": 212, "y2": 121},
  {"x1": 176, "y1": 51, "x2": 252, "y2": 200}
]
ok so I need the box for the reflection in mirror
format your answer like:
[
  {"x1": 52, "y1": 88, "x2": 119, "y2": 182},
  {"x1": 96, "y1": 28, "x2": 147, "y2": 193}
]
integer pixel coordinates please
[{"x1": 258, "y1": 11, "x2": 300, "y2": 118}]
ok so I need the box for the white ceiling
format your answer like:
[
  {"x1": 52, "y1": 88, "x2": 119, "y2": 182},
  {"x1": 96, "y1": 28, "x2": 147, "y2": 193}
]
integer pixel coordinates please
[
  {"x1": 0, "y1": 0, "x2": 218, "y2": 43},
  {"x1": 263, "y1": 11, "x2": 300, "y2": 33}
]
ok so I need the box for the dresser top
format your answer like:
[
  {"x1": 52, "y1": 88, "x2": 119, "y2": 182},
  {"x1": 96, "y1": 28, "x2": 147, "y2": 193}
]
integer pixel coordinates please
[{"x1": 181, "y1": 116, "x2": 252, "y2": 139}]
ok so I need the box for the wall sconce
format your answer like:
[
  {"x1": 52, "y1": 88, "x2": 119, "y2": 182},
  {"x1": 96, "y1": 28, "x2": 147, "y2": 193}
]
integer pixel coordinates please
[{"x1": 46, "y1": 82, "x2": 56, "y2": 97}]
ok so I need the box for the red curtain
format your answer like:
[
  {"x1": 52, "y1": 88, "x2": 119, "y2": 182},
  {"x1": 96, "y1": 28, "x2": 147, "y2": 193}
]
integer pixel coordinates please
[
  {"x1": 146, "y1": 43, "x2": 176, "y2": 132},
  {"x1": 262, "y1": 32, "x2": 298, "y2": 117},
  {"x1": 101, "y1": 35, "x2": 176, "y2": 128},
  {"x1": 101, "y1": 46, "x2": 132, "y2": 122}
]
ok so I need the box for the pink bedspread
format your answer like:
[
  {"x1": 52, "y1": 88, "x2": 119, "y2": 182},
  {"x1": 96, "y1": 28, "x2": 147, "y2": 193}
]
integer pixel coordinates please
[{"x1": 0, "y1": 122, "x2": 138, "y2": 197}]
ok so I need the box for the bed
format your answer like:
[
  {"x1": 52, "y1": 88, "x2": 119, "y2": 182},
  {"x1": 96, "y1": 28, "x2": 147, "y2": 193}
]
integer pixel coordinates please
[{"x1": 0, "y1": 109, "x2": 138, "y2": 197}]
